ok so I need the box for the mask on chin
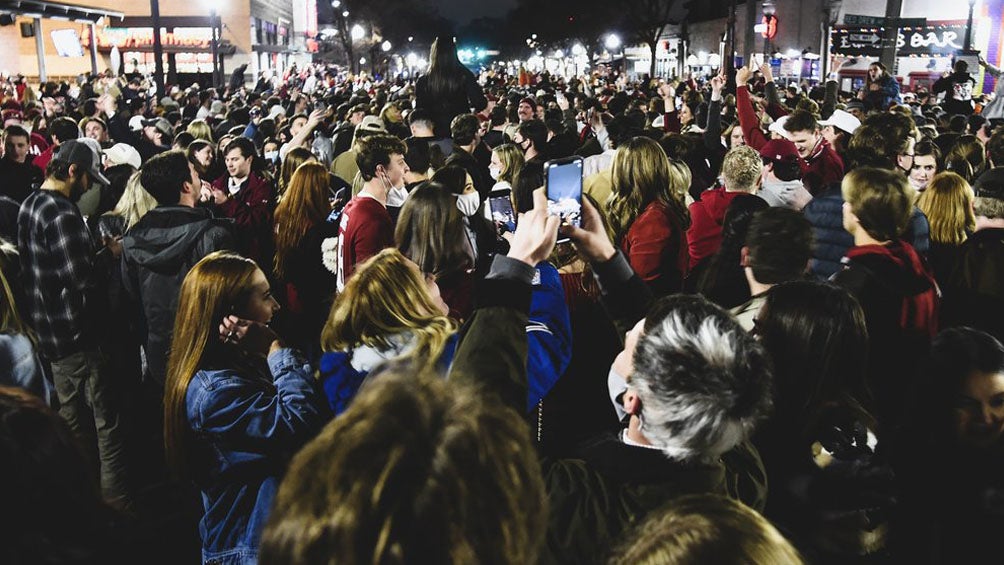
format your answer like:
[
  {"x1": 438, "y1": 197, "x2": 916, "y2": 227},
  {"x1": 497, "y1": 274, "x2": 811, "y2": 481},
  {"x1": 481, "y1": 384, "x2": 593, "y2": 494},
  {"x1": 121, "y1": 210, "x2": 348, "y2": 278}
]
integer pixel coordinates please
[{"x1": 387, "y1": 185, "x2": 409, "y2": 207}]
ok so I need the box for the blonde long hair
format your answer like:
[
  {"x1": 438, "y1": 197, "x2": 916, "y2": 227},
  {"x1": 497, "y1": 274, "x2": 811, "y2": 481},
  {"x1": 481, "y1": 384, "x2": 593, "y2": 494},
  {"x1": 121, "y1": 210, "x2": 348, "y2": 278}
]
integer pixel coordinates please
[
  {"x1": 607, "y1": 137, "x2": 690, "y2": 244},
  {"x1": 186, "y1": 119, "x2": 213, "y2": 142},
  {"x1": 917, "y1": 171, "x2": 976, "y2": 246},
  {"x1": 493, "y1": 143, "x2": 524, "y2": 186},
  {"x1": 274, "y1": 162, "x2": 331, "y2": 279},
  {"x1": 109, "y1": 171, "x2": 158, "y2": 231},
  {"x1": 164, "y1": 251, "x2": 260, "y2": 479},
  {"x1": 321, "y1": 249, "x2": 456, "y2": 373}
]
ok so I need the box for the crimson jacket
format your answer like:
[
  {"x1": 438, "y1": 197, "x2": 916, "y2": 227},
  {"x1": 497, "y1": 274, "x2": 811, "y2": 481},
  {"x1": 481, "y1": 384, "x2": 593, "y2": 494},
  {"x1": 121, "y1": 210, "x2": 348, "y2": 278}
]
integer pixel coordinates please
[
  {"x1": 620, "y1": 200, "x2": 689, "y2": 296},
  {"x1": 736, "y1": 85, "x2": 770, "y2": 150},
  {"x1": 212, "y1": 172, "x2": 274, "y2": 270},
  {"x1": 800, "y1": 137, "x2": 844, "y2": 195},
  {"x1": 686, "y1": 188, "x2": 748, "y2": 270}
]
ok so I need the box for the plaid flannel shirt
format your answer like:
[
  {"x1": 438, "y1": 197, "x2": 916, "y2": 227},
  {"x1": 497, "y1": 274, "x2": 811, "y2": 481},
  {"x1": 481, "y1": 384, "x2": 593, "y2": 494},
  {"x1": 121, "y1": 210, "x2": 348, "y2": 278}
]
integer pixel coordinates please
[{"x1": 17, "y1": 189, "x2": 95, "y2": 360}]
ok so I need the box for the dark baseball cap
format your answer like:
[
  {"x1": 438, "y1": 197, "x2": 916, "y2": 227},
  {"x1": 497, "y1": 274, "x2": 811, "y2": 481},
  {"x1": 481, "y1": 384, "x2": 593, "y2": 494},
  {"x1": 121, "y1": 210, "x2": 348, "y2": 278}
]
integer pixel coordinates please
[
  {"x1": 973, "y1": 168, "x2": 1004, "y2": 200},
  {"x1": 53, "y1": 139, "x2": 110, "y2": 186}
]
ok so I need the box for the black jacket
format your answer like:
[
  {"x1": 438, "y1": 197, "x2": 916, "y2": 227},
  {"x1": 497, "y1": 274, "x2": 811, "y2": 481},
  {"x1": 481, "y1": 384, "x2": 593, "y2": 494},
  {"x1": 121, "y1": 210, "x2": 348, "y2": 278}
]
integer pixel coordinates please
[
  {"x1": 122, "y1": 206, "x2": 234, "y2": 384},
  {"x1": 415, "y1": 71, "x2": 488, "y2": 139}
]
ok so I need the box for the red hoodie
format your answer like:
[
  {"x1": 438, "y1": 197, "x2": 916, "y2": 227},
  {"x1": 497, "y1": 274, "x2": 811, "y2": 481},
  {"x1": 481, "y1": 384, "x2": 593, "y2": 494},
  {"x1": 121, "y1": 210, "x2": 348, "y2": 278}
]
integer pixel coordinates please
[{"x1": 686, "y1": 188, "x2": 749, "y2": 270}]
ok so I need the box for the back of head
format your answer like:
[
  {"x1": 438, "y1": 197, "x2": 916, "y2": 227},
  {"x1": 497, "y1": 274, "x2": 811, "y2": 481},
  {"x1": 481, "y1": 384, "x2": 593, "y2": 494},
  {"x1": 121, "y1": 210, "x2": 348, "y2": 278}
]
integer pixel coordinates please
[
  {"x1": 916, "y1": 171, "x2": 975, "y2": 245},
  {"x1": 758, "y1": 281, "x2": 871, "y2": 425},
  {"x1": 841, "y1": 166, "x2": 915, "y2": 241},
  {"x1": 140, "y1": 150, "x2": 192, "y2": 206},
  {"x1": 611, "y1": 494, "x2": 803, "y2": 565},
  {"x1": 973, "y1": 168, "x2": 1004, "y2": 219},
  {"x1": 356, "y1": 134, "x2": 406, "y2": 181},
  {"x1": 408, "y1": 108, "x2": 434, "y2": 132},
  {"x1": 608, "y1": 136, "x2": 677, "y2": 243},
  {"x1": 404, "y1": 137, "x2": 432, "y2": 174},
  {"x1": 259, "y1": 370, "x2": 545, "y2": 565},
  {"x1": 450, "y1": 113, "x2": 480, "y2": 146},
  {"x1": 0, "y1": 386, "x2": 112, "y2": 564},
  {"x1": 427, "y1": 35, "x2": 465, "y2": 95},
  {"x1": 746, "y1": 208, "x2": 813, "y2": 284},
  {"x1": 633, "y1": 295, "x2": 773, "y2": 461},
  {"x1": 846, "y1": 112, "x2": 914, "y2": 170},
  {"x1": 50, "y1": 116, "x2": 80, "y2": 144},
  {"x1": 395, "y1": 181, "x2": 473, "y2": 276},
  {"x1": 721, "y1": 145, "x2": 763, "y2": 193},
  {"x1": 986, "y1": 129, "x2": 1004, "y2": 168}
]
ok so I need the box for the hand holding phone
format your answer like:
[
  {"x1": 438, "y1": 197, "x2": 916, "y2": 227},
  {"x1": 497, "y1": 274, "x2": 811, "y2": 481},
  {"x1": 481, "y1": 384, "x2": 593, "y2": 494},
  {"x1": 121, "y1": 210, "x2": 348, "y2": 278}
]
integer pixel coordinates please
[{"x1": 545, "y1": 157, "x2": 584, "y2": 242}]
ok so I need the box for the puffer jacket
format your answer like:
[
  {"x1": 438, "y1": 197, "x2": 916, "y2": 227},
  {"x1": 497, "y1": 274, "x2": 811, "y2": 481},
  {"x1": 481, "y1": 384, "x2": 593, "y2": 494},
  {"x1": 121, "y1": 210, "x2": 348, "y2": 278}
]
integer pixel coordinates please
[
  {"x1": 122, "y1": 206, "x2": 234, "y2": 384},
  {"x1": 803, "y1": 184, "x2": 930, "y2": 280},
  {"x1": 318, "y1": 261, "x2": 572, "y2": 415}
]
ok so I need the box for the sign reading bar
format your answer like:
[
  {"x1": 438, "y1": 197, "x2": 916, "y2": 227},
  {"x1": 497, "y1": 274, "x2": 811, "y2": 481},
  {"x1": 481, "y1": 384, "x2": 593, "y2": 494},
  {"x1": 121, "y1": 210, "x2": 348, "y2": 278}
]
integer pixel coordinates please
[{"x1": 832, "y1": 22, "x2": 965, "y2": 57}]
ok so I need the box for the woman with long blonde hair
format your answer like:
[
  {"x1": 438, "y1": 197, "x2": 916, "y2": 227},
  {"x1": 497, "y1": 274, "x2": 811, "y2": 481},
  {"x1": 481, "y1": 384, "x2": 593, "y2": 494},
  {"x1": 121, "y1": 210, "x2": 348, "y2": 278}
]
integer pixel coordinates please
[
  {"x1": 917, "y1": 171, "x2": 976, "y2": 286},
  {"x1": 318, "y1": 247, "x2": 571, "y2": 416},
  {"x1": 272, "y1": 161, "x2": 338, "y2": 353},
  {"x1": 164, "y1": 251, "x2": 327, "y2": 565},
  {"x1": 489, "y1": 143, "x2": 524, "y2": 192},
  {"x1": 606, "y1": 137, "x2": 691, "y2": 295}
]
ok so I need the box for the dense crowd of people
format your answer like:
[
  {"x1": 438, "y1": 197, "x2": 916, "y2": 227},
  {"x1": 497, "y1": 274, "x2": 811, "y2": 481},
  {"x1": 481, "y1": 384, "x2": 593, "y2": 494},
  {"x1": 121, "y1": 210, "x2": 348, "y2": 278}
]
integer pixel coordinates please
[{"x1": 2, "y1": 34, "x2": 1004, "y2": 564}]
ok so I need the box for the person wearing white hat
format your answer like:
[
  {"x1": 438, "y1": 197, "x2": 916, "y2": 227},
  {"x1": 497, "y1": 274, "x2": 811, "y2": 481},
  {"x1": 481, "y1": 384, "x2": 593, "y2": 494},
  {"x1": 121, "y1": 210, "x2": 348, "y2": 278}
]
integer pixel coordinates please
[
  {"x1": 818, "y1": 109, "x2": 860, "y2": 157},
  {"x1": 102, "y1": 142, "x2": 142, "y2": 171}
]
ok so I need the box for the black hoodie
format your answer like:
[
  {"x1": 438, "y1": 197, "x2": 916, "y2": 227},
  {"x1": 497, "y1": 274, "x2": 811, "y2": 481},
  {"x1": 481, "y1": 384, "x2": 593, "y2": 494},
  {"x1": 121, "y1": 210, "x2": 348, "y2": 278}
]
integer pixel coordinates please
[{"x1": 122, "y1": 205, "x2": 234, "y2": 385}]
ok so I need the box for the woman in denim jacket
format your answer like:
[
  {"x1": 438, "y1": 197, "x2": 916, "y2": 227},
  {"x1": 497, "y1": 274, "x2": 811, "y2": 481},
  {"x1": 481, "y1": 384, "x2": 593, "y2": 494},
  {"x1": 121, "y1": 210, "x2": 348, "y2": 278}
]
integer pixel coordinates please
[{"x1": 164, "y1": 251, "x2": 329, "y2": 565}]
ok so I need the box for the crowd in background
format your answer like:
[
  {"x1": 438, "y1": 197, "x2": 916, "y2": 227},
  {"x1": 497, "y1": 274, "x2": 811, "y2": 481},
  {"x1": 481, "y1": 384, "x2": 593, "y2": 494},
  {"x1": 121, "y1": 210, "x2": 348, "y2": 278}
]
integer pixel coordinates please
[{"x1": 2, "y1": 34, "x2": 1004, "y2": 565}]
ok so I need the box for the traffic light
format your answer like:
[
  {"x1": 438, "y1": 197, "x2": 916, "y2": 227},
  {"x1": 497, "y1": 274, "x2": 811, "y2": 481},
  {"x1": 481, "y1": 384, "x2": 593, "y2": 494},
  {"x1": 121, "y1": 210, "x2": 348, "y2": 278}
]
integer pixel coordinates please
[{"x1": 761, "y1": 14, "x2": 778, "y2": 40}]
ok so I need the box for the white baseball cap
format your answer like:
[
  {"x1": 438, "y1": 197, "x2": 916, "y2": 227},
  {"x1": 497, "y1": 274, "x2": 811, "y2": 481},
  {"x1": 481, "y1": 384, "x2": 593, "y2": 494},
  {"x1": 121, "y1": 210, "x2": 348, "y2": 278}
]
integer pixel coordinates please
[
  {"x1": 103, "y1": 142, "x2": 142, "y2": 170},
  {"x1": 767, "y1": 115, "x2": 791, "y2": 140},
  {"x1": 819, "y1": 109, "x2": 861, "y2": 135}
]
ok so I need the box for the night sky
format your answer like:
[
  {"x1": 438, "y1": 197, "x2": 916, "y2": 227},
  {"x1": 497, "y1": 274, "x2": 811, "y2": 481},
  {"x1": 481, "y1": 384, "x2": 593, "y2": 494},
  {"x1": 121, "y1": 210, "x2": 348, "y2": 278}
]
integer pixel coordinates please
[{"x1": 430, "y1": 0, "x2": 515, "y2": 25}]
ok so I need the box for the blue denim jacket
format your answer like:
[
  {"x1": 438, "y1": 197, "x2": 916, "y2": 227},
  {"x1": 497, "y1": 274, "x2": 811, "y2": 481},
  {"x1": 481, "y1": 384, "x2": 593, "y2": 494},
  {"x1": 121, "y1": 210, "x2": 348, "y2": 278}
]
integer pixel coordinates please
[
  {"x1": 186, "y1": 348, "x2": 329, "y2": 565},
  {"x1": 0, "y1": 332, "x2": 54, "y2": 405}
]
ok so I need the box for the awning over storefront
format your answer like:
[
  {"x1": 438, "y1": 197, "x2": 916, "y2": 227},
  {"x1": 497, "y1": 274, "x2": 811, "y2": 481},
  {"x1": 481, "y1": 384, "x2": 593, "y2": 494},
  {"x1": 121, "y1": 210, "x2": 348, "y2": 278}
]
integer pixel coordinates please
[
  {"x1": 0, "y1": 0, "x2": 123, "y2": 23},
  {"x1": 1, "y1": 0, "x2": 123, "y2": 81}
]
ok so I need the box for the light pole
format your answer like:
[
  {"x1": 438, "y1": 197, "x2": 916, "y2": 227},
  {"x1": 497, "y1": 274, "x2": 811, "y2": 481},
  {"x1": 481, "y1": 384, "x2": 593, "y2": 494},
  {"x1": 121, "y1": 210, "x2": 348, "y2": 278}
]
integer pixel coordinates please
[
  {"x1": 209, "y1": 0, "x2": 221, "y2": 88},
  {"x1": 350, "y1": 23, "x2": 365, "y2": 74},
  {"x1": 605, "y1": 33, "x2": 622, "y2": 77},
  {"x1": 964, "y1": 0, "x2": 977, "y2": 51}
]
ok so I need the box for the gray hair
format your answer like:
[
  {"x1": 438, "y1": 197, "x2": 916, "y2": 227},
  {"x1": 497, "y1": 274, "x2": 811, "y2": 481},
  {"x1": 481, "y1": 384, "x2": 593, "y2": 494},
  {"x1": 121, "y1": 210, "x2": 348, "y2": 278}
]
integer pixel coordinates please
[{"x1": 632, "y1": 296, "x2": 773, "y2": 462}]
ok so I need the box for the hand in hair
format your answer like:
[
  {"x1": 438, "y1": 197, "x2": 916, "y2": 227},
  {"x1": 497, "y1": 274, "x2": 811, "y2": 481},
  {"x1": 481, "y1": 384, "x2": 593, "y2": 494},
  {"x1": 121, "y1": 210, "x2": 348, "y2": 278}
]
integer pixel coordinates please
[
  {"x1": 219, "y1": 314, "x2": 281, "y2": 357},
  {"x1": 560, "y1": 192, "x2": 617, "y2": 263},
  {"x1": 507, "y1": 188, "x2": 559, "y2": 267}
]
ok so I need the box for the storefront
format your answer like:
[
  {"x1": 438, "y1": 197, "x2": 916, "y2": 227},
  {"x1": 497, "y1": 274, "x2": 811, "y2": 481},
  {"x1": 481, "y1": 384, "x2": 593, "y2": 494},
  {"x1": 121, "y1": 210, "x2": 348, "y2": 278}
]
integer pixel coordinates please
[{"x1": 831, "y1": 21, "x2": 977, "y2": 92}]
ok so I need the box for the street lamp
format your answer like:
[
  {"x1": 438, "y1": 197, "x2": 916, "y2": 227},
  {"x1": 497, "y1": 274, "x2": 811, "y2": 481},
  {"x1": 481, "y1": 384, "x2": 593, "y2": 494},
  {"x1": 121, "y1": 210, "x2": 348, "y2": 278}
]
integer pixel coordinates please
[
  {"x1": 965, "y1": 0, "x2": 978, "y2": 51},
  {"x1": 351, "y1": 24, "x2": 365, "y2": 41},
  {"x1": 382, "y1": 40, "x2": 392, "y2": 52},
  {"x1": 331, "y1": 0, "x2": 339, "y2": 6},
  {"x1": 605, "y1": 34, "x2": 623, "y2": 76}
]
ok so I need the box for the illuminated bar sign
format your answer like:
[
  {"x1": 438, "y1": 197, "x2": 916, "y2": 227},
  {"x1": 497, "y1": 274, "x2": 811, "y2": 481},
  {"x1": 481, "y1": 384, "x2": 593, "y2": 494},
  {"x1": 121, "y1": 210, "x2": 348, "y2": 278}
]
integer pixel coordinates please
[{"x1": 831, "y1": 21, "x2": 967, "y2": 57}]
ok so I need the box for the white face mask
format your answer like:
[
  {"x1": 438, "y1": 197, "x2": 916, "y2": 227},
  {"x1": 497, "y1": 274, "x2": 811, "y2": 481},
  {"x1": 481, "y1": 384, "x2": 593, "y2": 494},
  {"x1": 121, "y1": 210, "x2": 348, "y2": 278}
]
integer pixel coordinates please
[
  {"x1": 387, "y1": 185, "x2": 409, "y2": 207},
  {"x1": 456, "y1": 191, "x2": 481, "y2": 217},
  {"x1": 489, "y1": 166, "x2": 501, "y2": 181},
  {"x1": 381, "y1": 172, "x2": 405, "y2": 193},
  {"x1": 264, "y1": 151, "x2": 278, "y2": 163}
]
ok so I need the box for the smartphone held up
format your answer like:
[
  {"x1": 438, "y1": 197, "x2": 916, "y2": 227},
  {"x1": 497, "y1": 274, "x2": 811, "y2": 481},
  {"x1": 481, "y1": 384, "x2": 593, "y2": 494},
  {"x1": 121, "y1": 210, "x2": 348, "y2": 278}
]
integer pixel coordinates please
[{"x1": 544, "y1": 156, "x2": 583, "y2": 241}]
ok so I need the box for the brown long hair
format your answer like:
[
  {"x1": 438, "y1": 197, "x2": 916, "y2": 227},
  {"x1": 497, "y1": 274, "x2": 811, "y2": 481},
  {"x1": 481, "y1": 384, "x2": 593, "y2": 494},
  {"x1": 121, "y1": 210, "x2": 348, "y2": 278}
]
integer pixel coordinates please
[
  {"x1": 278, "y1": 147, "x2": 316, "y2": 198},
  {"x1": 917, "y1": 171, "x2": 976, "y2": 245},
  {"x1": 607, "y1": 137, "x2": 690, "y2": 244},
  {"x1": 395, "y1": 181, "x2": 474, "y2": 277},
  {"x1": 274, "y1": 162, "x2": 331, "y2": 279},
  {"x1": 164, "y1": 251, "x2": 260, "y2": 479}
]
